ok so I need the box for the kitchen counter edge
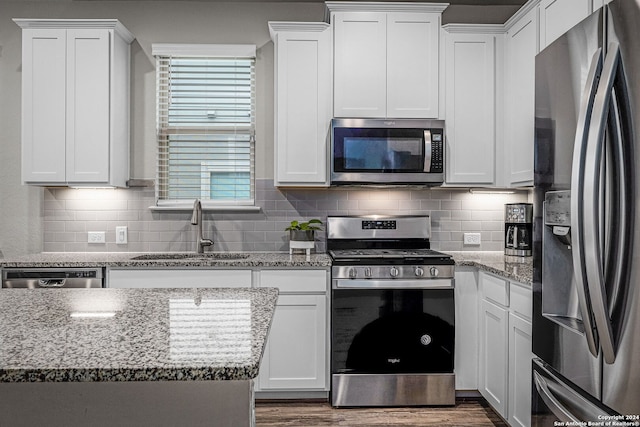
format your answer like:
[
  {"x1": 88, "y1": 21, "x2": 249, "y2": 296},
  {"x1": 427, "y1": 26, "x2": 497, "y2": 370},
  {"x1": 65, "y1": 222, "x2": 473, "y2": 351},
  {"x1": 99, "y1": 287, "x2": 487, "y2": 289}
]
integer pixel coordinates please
[
  {"x1": 447, "y1": 251, "x2": 533, "y2": 285},
  {"x1": 0, "y1": 252, "x2": 332, "y2": 269}
]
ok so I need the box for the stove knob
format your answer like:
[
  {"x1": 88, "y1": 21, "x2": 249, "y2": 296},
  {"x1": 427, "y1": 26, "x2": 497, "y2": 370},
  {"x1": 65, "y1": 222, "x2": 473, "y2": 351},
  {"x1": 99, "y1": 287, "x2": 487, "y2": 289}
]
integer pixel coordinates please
[
  {"x1": 390, "y1": 267, "x2": 400, "y2": 278},
  {"x1": 414, "y1": 267, "x2": 424, "y2": 277},
  {"x1": 430, "y1": 267, "x2": 439, "y2": 277},
  {"x1": 364, "y1": 267, "x2": 372, "y2": 278},
  {"x1": 349, "y1": 268, "x2": 357, "y2": 279}
]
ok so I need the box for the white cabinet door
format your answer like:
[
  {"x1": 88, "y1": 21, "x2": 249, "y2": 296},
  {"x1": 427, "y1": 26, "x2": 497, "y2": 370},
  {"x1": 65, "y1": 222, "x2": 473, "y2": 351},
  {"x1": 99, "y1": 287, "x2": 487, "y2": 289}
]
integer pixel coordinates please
[
  {"x1": 66, "y1": 29, "x2": 111, "y2": 183},
  {"x1": 454, "y1": 269, "x2": 479, "y2": 390},
  {"x1": 21, "y1": 29, "x2": 67, "y2": 183},
  {"x1": 257, "y1": 269, "x2": 328, "y2": 390},
  {"x1": 444, "y1": 31, "x2": 496, "y2": 184},
  {"x1": 539, "y1": 0, "x2": 591, "y2": 50},
  {"x1": 271, "y1": 23, "x2": 332, "y2": 186},
  {"x1": 258, "y1": 293, "x2": 327, "y2": 390},
  {"x1": 508, "y1": 312, "x2": 533, "y2": 427},
  {"x1": 505, "y1": 7, "x2": 538, "y2": 186},
  {"x1": 387, "y1": 12, "x2": 439, "y2": 118},
  {"x1": 479, "y1": 299, "x2": 509, "y2": 418},
  {"x1": 107, "y1": 269, "x2": 252, "y2": 288},
  {"x1": 333, "y1": 12, "x2": 387, "y2": 118}
]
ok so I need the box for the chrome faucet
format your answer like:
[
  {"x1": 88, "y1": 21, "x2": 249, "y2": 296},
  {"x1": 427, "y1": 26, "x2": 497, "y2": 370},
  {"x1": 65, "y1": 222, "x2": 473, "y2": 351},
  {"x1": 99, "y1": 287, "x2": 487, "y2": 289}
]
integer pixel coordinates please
[{"x1": 190, "y1": 199, "x2": 214, "y2": 253}]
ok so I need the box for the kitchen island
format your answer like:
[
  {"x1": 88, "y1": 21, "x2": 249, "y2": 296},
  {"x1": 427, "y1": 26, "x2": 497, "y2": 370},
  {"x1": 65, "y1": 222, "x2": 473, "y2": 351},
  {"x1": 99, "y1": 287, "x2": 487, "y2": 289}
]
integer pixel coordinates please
[{"x1": 0, "y1": 287, "x2": 278, "y2": 426}]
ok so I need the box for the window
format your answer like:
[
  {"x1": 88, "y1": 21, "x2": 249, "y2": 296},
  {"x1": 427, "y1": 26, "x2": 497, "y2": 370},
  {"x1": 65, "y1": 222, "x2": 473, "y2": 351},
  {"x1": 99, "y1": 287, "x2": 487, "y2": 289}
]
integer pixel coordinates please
[{"x1": 153, "y1": 44, "x2": 256, "y2": 207}]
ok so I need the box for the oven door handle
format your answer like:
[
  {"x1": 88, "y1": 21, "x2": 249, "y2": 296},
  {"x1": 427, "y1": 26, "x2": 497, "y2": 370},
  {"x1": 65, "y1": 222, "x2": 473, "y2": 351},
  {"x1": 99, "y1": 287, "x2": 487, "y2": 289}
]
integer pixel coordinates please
[{"x1": 333, "y1": 279, "x2": 453, "y2": 289}]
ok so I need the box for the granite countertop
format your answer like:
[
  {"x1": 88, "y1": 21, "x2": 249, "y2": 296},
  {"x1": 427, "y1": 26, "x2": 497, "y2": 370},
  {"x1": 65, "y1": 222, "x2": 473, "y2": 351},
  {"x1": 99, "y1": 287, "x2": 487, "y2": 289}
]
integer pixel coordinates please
[
  {"x1": 0, "y1": 287, "x2": 278, "y2": 383},
  {"x1": 0, "y1": 250, "x2": 530, "y2": 284},
  {"x1": 0, "y1": 252, "x2": 332, "y2": 269},
  {"x1": 447, "y1": 251, "x2": 533, "y2": 285}
]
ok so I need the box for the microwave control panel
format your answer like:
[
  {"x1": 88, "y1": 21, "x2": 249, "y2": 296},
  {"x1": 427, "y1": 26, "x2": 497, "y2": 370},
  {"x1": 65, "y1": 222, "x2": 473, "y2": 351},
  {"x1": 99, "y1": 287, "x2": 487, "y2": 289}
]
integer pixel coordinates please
[{"x1": 430, "y1": 131, "x2": 444, "y2": 173}]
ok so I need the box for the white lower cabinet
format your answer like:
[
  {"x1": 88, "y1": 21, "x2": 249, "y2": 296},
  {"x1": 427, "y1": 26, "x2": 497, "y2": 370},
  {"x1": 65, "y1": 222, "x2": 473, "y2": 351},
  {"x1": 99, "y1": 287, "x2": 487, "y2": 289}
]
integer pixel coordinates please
[
  {"x1": 256, "y1": 269, "x2": 329, "y2": 392},
  {"x1": 480, "y1": 298, "x2": 509, "y2": 415},
  {"x1": 508, "y1": 311, "x2": 533, "y2": 427},
  {"x1": 478, "y1": 272, "x2": 532, "y2": 427},
  {"x1": 107, "y1": 269, "x2": 252, "y2": 288},
  {"x1": 107, "y1": 267, "x2": 330, "y2": 396},
  {"x1": 454, "y1": 268, "x2": 480, "y2": 390}
]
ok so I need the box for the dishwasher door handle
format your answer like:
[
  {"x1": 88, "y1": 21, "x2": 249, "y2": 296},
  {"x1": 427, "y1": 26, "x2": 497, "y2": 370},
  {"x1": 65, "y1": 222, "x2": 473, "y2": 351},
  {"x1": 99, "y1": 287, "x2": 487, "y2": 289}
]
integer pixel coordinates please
[{"x1": 38, "y1": 279, "x2": 66, "y2": 288}]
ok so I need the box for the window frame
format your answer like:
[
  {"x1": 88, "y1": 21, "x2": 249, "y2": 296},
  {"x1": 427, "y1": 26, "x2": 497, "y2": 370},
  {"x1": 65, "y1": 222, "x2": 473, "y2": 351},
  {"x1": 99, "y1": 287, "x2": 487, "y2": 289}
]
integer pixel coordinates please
[{"x1": 152, "y1": 43, "x2": 257, "y2": 210}]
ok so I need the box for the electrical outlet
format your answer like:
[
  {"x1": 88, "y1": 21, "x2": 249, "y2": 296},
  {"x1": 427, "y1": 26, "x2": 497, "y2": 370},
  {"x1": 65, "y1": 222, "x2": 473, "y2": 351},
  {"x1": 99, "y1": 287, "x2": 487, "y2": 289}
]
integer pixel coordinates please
[
  {"x1": 116, "y1": 226, "x2": 128, "y2": 245},
  {"x1": 463, "y1": 233, "x2": 481, "y2": 245},
  {"x1": 88, "y1": 231, "x2": 106, "y2": 244}
]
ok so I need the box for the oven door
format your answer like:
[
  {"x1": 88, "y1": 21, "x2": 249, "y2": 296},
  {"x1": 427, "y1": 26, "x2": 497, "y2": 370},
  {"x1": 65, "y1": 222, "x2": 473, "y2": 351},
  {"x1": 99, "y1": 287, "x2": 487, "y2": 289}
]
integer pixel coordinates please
[
  {"x1": 331, "y1": 279, "x2": 455, "y2": 406},
  {"x1": 330, "y1": 118, "x2": 444, "y2": 185}
]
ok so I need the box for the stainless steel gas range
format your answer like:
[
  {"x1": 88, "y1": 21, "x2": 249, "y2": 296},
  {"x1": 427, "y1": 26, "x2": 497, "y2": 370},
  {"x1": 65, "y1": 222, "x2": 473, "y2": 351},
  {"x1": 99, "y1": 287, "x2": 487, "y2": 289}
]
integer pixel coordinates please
[{"x1": 327, "y1": 215, "x2": 455, "y2": 407}]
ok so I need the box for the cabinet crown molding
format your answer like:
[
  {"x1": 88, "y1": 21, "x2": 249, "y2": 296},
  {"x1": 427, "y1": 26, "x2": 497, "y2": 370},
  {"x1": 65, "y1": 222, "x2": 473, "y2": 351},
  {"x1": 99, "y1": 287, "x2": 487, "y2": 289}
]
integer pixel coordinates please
[
  {"x1": 268, "y1": 22, "x2": 331, "y2": 41},
  {"x1": 503, "y1": 0, "x2": 541, "y2": 31},
  {"x1": 13, "y1": 18, "x2": 134, "y2": 43},
  {"x1": 325, "y1": 1, "x2": 449, "y2": 14},
  {"x1": 442, "y1": 23, "x2": 505, "y2": 34}
]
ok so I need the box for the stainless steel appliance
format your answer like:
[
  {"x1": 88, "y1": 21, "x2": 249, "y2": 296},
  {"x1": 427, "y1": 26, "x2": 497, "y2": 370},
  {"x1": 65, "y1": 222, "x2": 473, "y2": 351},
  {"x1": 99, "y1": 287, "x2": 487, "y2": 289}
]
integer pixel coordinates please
[
  {"x1": 505, "y1": 203, "x2": 533, "y2": 256},
  {"x1": 533, "y1": 0, "x2": 640, "y2": 423},
  {"x1": 2, "y1": 268, "x2": 104, "y2": 288},
  {"x1": 330, "y1": 118, "x2": 445, "y2": 186},
  {"x1": 328, "y1": 215, "x2": 455, "y2": 407}
]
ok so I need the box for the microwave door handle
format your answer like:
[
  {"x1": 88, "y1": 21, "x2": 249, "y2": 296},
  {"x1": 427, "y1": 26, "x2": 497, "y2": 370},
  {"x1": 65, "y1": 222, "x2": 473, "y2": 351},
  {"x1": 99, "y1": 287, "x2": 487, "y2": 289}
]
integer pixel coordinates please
[
  {"x1": 423, "y1": 130, "x2": 432, "y2": 172},
  {"x1": 570, "y1": 48, "x2": 602, "y2": 358}
]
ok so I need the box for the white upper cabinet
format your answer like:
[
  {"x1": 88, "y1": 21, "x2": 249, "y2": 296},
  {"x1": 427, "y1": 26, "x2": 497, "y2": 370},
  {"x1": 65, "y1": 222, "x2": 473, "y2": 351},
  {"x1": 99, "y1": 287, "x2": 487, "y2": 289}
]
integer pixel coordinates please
[
  {"x1": 443, "y1": 26, "x2": 500, "y2": 185},
  {"x1": 539, "y1": 0, "x2": 591, "y2": 50},
  {"x1": 269, "y1": 22, "x2": 332, "y2": 187},
  {"x1": 333, "y1": 11, "x2": 387, "y2": 118},
  {"x1": 386, "y1": 12, "x2": 440, "y2": 118},
  {"x1": 15, "y1": 19, "x2": 134, "y2": 187},
  {"x1": 504, "y1": 5, "x2": 538, "y2": 186},
  {"x1": 328, "y1": 2, "x2": 446, "y2": 119}
]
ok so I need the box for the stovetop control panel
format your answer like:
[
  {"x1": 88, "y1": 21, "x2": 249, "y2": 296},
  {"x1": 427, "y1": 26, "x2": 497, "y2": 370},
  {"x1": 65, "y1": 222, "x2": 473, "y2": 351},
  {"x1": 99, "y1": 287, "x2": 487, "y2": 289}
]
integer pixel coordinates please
[
  {"x1": 332, "y1": 264, "x2": 454, "y2": 280},
  {"x1": 361, "y1": 220, "x2": 396, "y2": 230}
]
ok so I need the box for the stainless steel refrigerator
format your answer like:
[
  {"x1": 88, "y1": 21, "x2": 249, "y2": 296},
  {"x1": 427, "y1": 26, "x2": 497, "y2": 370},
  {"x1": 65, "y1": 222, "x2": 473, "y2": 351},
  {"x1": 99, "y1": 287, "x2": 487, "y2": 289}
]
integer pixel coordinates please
[{"x1": 533, "y1": 0, "x2": 640, "y2": 424}]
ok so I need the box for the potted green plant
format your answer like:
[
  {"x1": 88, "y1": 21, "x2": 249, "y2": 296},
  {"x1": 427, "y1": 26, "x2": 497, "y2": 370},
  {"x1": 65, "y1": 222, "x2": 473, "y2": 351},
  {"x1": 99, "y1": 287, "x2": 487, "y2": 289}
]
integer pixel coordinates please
[
  {"x1": 286, "y1": 219, "x2": 322, "y2": 258},
  {"x1": 286, "y1": 219, "x2": 323, "y2": 242}
]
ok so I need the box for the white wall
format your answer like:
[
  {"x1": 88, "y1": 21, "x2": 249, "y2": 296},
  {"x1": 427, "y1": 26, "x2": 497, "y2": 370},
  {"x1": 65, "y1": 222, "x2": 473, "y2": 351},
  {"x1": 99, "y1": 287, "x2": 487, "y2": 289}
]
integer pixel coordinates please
[{"x1": 0, "y1": 0, "x2": 325, "y2": 256}]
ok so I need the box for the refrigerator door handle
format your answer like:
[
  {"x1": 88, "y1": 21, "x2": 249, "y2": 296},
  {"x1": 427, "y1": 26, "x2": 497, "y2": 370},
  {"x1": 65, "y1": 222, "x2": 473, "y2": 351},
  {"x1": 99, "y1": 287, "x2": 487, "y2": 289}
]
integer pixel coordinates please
[
  {"x1": 583, "y1": 42, "x2": 627, "y2": 364},
  {"x1": 570, "y1": 48, "x2": 603, "y2": 357},
  {"x1": 533, "y1": 359, "x2": 611, "y2": 422},
  {"x1": 533, "y1": 371, "x2": 581, "y2": 423}
]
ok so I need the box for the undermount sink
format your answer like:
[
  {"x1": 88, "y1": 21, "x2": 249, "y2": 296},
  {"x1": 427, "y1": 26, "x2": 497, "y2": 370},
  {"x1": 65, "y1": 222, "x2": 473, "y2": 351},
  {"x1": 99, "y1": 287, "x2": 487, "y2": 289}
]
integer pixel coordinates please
[{"x1": 131, "y1": 253, "x2": 250, "y2": 261}]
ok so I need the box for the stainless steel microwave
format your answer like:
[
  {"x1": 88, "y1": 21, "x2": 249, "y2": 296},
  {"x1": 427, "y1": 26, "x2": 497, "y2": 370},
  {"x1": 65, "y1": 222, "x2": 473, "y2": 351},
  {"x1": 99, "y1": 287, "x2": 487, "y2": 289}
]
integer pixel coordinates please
[{"x1": 330, "y1": 118, "x2": 445, "y2": 186}]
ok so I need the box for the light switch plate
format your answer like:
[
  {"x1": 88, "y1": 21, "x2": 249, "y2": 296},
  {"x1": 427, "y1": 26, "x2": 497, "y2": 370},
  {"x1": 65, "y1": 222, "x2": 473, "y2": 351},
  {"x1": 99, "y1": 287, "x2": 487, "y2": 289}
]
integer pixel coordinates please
[
  {"x1": 88, "y1": 231, "x2": 106, "y2": 244},
  {"x1": 116, "y1": 226, "x2": 128, "y2": 245}
]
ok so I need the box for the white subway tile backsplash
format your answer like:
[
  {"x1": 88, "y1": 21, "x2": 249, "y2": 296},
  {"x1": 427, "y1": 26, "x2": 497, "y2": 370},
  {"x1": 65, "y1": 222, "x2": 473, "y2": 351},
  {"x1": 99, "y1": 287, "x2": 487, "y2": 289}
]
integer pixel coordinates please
[{"x1": 42, "y1": 179, "x2": 529, "y2": 252}]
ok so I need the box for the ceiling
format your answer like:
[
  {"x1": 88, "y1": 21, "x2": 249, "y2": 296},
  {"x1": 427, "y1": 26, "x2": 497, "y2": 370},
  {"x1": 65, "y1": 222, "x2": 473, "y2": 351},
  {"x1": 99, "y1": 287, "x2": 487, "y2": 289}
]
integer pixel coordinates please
[{"x1": 66, "y1": 0, "x2": 528, "y2": 24}]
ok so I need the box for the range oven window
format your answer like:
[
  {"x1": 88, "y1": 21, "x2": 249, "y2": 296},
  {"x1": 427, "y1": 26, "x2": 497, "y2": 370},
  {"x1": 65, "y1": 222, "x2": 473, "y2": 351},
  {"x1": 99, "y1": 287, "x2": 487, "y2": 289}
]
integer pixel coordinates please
[
  {"x1": 334, "y1": 128, "x2": 426, "y2": 173},
  {"x1": 332, "y1": 288, "x2": 454, "y2": 374}
]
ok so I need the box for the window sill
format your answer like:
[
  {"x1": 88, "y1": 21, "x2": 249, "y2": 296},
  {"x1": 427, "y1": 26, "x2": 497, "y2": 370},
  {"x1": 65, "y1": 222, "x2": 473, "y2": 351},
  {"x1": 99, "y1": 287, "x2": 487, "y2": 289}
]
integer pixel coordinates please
[{"x1": 148, "y1": 205, "x2": 262, "y2": 213}]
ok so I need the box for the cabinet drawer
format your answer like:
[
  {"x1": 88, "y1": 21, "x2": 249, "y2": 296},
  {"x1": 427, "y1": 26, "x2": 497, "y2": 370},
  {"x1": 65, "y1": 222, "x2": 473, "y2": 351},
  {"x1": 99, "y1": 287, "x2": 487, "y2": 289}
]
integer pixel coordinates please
[
  {"x1": 482, "y1": 272, "x2": 509, "y2": 307},
  {"x1": 509, "y1": 281, "x2": 532, "y2": 321},
  {"x1": 108, "y1": 269, "x2": 252, "y2": 288},
  {"x1": 260, "y1": 270, "x2": 327, "y2": 293}
]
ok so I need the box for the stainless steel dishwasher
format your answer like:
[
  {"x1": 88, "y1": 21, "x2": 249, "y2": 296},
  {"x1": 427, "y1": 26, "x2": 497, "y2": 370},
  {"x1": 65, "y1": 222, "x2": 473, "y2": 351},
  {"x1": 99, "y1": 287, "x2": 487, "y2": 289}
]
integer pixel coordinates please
[{"x1": 1, "y1": 268, "x2": 104, "y2": 288}]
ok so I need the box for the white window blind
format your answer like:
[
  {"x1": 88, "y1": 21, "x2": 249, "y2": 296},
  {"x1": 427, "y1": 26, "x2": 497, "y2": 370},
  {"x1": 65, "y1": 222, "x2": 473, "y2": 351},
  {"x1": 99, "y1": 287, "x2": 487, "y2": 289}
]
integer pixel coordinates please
[{"x1": 154, "y1": 44, "x2": 256, "y2": 207}]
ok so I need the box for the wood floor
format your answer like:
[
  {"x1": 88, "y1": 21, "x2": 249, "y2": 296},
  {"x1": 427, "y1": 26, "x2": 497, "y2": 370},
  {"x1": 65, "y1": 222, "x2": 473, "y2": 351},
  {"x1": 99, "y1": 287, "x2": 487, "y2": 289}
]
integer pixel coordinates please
[{"x1": 255, "y1": 399, "x2": 508, "y2": 426}]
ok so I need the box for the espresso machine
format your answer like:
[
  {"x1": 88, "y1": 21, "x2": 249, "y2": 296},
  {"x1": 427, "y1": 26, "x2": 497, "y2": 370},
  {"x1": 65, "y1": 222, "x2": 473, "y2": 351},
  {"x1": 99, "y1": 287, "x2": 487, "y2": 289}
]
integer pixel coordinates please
[{"x1": 505, "y1": 203, "x2": 533, "y2": 256}]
